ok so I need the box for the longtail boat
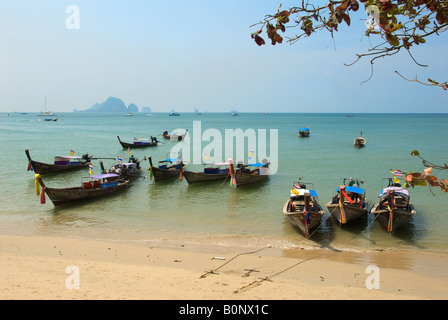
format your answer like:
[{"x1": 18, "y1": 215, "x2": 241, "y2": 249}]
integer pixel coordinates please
[
  {"x1": 354, "y1": 132, "x2": 366, "y2": 148},
  {"x1": 34, "y1": 173, "x2": 129, "y2": 206},
  {"x1": 148, "y1": 156, "x2": 184, "y2": 182},
  {"x1": 106, "y1": 156, "x2": 146, "y2": 181},
  {"x1": 117, "y1": 136, "x2": 158, "y2": 149},
  {"x1": 228, "y1": 160, "x2": 270, "y2": 187},
  {"x1": 325, "y1": 178, "x2": 368, "y2": 225},
  {"x1": 26, "y1": 149, "x2": 90, "y2": 174},
  {"x1": 298, "y1": 127, "x2": 310, "y2": 137},
  {"x1": 162, "y1": 129, "x2": 188, "y2": 141},
  {"x1": 283, "y1": 180, "x2": 325, "y2": 238},
  {"x1": 182, "y1": 163, "x2": 230, "y2": 185},
  {"x1": 370, "y1": 180, "x2": 416, "y2": 232}
]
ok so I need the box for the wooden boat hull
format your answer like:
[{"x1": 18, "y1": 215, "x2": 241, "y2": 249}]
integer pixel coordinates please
[
  {"x1": 370, "y1": 202, "x2": 416, "y2": 232},
  {"x1": 148, "y1": 157, "x2": 184, "y2": 182},
  {"x1": 354, "y1": 138, "x2": 366, "y2": 148},
  {"x1": 234, "y1": 171, "x2": 268, "y2": 187},
  {"x1": 182, "y1": 170, "x2": 228, "y2": 185},
  {"x1": 25, "y1": 149, "x2": 89, "y2": 174},
  {"x1": 283, "y1": 200, "x2": 324, "y2": 237},
  {"x1": 43, "y1": 180, "x2": 130, "y2": 206},
  {"x1": 117, "y1": 136, "x2": 157, "y2": 149},
  {"x1": 151, "y1": 167, "x2": 181, "y2": 182},
  {"x1": 325, "y1": 202, "x2": 368, "y2": 224}
]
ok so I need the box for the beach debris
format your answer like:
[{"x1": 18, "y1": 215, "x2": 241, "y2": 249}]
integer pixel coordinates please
[
  {"x1": 200, "y1": 270, "x2": 219, "y2": 278},
  {"x1": 200, "y1": 247, "x2": 268, "y2": 279},
  {"x1": 242, "y1": 268, "x2": 260, "y2": 277}
]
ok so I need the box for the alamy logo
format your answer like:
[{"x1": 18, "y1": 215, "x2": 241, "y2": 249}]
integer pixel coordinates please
[
  {"x1": 65, "y1": 265, "x2": 80, "y2": 290},
  {"x1": 169, "y1": 121, "x2": 278, "y2": 174},
  {"x1": 66, "y1": 5, "x2": 80, "y2": 30},
  {"x1": 365, "y1": 265, "x2": 380, "y2": 289}
]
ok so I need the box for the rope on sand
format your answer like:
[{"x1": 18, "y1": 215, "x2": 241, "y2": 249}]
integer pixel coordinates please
[
  {"x1": 199, "y1": 247, "x2": 269, "y2": 279},
  {"x1": 233, "y1": 255, "x2": 321, "y2": 294}
]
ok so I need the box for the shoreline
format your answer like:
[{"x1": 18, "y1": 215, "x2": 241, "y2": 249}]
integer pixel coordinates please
[{"x1": 1, "y1": 233, "x2": 447, "y2": 300}]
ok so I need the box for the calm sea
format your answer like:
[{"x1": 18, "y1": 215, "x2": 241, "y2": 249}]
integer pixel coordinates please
[{"x1": 1, "y1": 112, "x2": 447, "y2": 253}]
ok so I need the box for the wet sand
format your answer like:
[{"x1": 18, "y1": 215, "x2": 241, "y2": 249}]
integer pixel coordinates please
[{"x1": 1, "y1": 234, "x2": 447, "y2": 301}]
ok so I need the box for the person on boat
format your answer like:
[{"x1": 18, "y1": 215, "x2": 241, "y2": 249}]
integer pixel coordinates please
[
  {"x1": 130, "y1": 155, "x2": 137, "y2": 163},
  {"x1": 348, "y1": 177, "x2": 361, "y2": 203},
  {"x1": 348, "y1": 177, "x2": 357, "y2": 187}
]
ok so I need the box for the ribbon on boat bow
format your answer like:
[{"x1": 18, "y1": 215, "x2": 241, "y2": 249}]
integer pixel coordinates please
[
  {"x1": 339, "y1": 196, "x2": 347, "y2": 224},
  {"x1": 387, "y1": 205, "x2": 393, "y2": 232},
  {"x1": 34, "y1": 174, "x2": 46, "y2": 204},
  {"x1": 40, "y1": 187, "x2": 46, "y2": 204},
  {"x1": 303, "y1": 208, "x2": 310, "y2": 238},
  {"x1": 34, "y1": 174, "x2": 41, "y2": 196}
]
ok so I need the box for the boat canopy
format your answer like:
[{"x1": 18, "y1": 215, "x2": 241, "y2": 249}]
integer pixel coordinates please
[
  {"x1": 299, "y1": 128, "x2": 310, "y2": 131},
  {"x1": 204, "y1": 162, "x2": 230, "y2": 166},
  {"x1": 379, "y1": 186, "x2": 410, "y2": 197},
  {"x1": 133, "y1": 137, "x2": 150, "y2": 141},
  {"x1": 290, "y1": 188, "x2": 318, "y2": 197},
  {"x1": 248, "y1": 163, "x2": 267, "y2": 167},
  {"x1": 55, "y1": 156, "x2": 81, "y2": 160},
  {"x1": 335, "y1": 186, "x2": 365, "y2": 194},
  {"x1": 90, "y1": 173, "x2": 119, "y2": 179},
  {"x1": 161, "y1": 158, "x2": 182, "y2": 163}
]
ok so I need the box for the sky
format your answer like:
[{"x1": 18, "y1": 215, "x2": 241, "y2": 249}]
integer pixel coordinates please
[{"x1": 0, "y1": 0, "x2": 447, "y2": 113}]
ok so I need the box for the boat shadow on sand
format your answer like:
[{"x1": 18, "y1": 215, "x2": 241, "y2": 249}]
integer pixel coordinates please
[
  {"x1": 285, "y1": 213, "x2": 343, "y2": 252},
  {"x1": 369, "y1": 218, "x2": 427, "y2": 250}
]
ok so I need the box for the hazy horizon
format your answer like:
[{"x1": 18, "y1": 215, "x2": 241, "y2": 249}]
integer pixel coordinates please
[{"x1": 1, "y1": 1, "x2": 447, "y2": 114}]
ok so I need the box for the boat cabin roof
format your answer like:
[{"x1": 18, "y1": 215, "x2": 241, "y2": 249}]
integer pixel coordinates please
[
  {"x1": 290, "y1": 188, "x2": 318, "y2": 197},
  {"x1": 55, "y1": 156, "x2": 81, "y2": 160},
  {"x1": 379, "y1": 186, "x2": 409, "y2": 197},
  {"x1": 89, "y1": 173, "x2": 119, "y2": 179},
  {"x1": 203, "y1": 162, "x2": 230, "y2": 166},
  {"x1": 160, "y1": 158, "x2": 182, "y2": 163},
  {"x1": 335, "y1": 186, "x2": 365, "y2": 194}
]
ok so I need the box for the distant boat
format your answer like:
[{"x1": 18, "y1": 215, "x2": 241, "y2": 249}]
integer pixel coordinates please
[
  {"x1": 117, "y1": 136, "x2": 158, "y2": 149},
  {"x1": 194, "y1": 108, "x2": 202, "y2": 115},
  {"x1": 354, "y1": 132, "x2": 366, "y2": 148},
  {"x1": 125, "y1": 113, "x2": 133, "y2": 116},
  {"x1": 298, "y1": 127, "x2": 310, "y2": 137},
  {"x1": 37, "y1": 96, "x2": 57, "y2": 120},
  {"x1": 231, "y1": 110, "x2": 238, "y2": 116},
  {"x1": 162, "y1": 129, "x2": 188, "y2": 141},
  {"x1": 169, "y1": 109, "x2": 180, "y2": 116}
]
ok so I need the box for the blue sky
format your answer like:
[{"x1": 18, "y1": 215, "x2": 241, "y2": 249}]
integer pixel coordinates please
[{"x1": 1, "y1": 0, "x2": 447, "y2": 113}]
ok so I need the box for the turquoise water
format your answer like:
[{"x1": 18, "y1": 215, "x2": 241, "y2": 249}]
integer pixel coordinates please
[{"x1": 1, "y1": 112, "x2": 447, "y2": 253}]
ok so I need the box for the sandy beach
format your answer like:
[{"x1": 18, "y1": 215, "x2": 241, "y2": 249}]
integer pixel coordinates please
[{"x1": 1, "y1": 234, "x2": 447, "y2": 302}]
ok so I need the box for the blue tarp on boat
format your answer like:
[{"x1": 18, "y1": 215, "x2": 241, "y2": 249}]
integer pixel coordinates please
[{"x1": 335, "y1": 186, "x2": 365, "y2": 194}]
